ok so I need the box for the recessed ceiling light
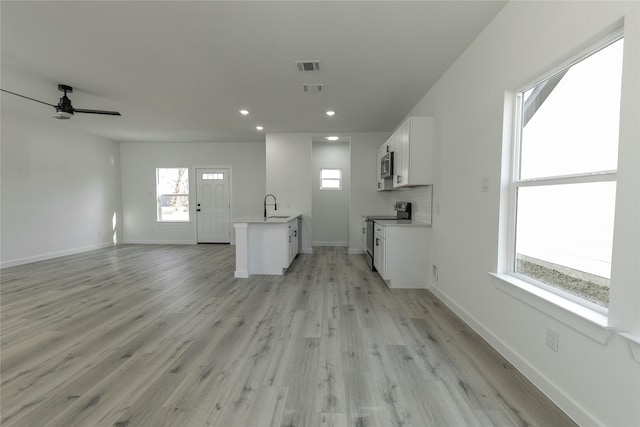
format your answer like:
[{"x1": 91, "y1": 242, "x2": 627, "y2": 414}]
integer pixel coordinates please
[
  {"x1": 326, "y1": 110, "x2": 335, "y2": 116},
  {"x1": 256, "y1": 126, "x2": 264, "y2": 131},
  {"x1": 325, "y1": 136, "x2": 339, "y2": 141},
  {"x1": 239, "y1": 109, "x2": 249, "y2": 115}
]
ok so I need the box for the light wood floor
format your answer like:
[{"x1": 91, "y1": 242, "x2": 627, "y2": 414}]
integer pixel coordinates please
[{"x1": 1, "y1": 245, "x2": 576, "y2": 427}]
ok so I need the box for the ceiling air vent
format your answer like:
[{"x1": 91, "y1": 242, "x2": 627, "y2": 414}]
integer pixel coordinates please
[
  {"x1": 302, "y1": 84, "x2": 324, "y2": 93},
  {"x1": 296, "y1": 61, "x2": 320, "y2": 72}
]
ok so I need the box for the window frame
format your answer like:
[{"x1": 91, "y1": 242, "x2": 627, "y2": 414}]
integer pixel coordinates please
[
  {"x1": 156, "y1": 167, "x2": 190, "y2": 223},
  {"x1": 505, "y1": 29, "x2": 624, "y2": 314},
  {"x1": 320, "y1": 168, "x2": 342, "y2": 190}
]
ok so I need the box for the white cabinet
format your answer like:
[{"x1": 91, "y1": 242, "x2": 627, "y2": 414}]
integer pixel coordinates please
[
  {"x1": 361, "y1": 217, "x2": 368, "y2": 253},
  {"x1": 393, "y1": 120, "x2": 409, "y2": 187},
  {"x1": 287, "y1": 218, "x2": 300, "y2": 265},
  {"x1": 376, "y1": 142, "x2": 394, "y2": 191},
  {"x1": 391, "y1": 116, "x2": 433, "y2": 188},
  {"x1": 233, "y1": 214, "x2": 301, "y2": 278},
  {"x1": 373, "y1": 223, "x2": 386, "y2": 278},
  {"x1": 373, "y1": 222, "x2": 429, "y2": 288}
]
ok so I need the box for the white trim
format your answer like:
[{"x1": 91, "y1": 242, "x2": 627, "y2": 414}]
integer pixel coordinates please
[
  {"x1": 155, "y1": 221, "x2": 191, "y2": 224},
  {"x1": 312, "y1": 241, "x2": 349, "y2": 247},
  {"x1": 501, "y1": 27, "x2": 623, "y2": 313},
  {"x1": 320, "y1": 168, "x2": 342, "y2": 190},
  {"x1": 500, "y1": 91, "x2": 519, "y2": 274},
  {"x1": 348, "y1": 248, "x2": 365, "y2": 255},
  {"x1": 490, "y1": 273, "x2": 614, "y2": 344},
  {"x1": 122, "y1": 239, "x2": 196, "y2": 245},
  {"x1": 518, "y1": 22, "x2": 623, "y2": 93},
  {"x1": 619, "y1": 333, "x2": 640, "y2": 364},
  {"x1": 515, "y1": 170, "x2": 617, "y2": 187},
  {"x1": 1, "y1": 242, "x2": 115, "y2": 269},
  {"x1": 429, "y1": 285, "x2": 595, "y2": 426},
  {"x1": 156, "y1": 167, "x2": 191, "y2": 222}
]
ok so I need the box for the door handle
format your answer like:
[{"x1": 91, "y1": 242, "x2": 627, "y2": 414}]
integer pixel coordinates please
[
  {"x1": 196, "y1": 208, "x2": 201, "y2": 212},
  {"x1": 376, "y1": 238, "x2": 379, "y2": 246}
]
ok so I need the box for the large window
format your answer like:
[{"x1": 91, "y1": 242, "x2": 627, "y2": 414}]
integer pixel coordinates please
[
  {"x1": 509, "y1": 33, "x2": 623, "y2": 310},
  {"x1": 157, "y1": 168, "x2": 189, "y2": 222}
]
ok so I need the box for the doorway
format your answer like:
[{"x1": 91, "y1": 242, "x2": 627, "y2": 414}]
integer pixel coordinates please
[
  {"x1": 196, "y1": 168, "x2": 231, "y2": 243},
  {"x1": 311, "y1": 138, "x2": 350, "y2": 247}
]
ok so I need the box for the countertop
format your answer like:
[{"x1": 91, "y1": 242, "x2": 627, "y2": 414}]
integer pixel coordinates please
[
  {"x1": 362, "y1": 214, "x2": 397, "y2": 219},
  {"x1": 233, "y1": 214, "x2": 301, "y2": 224},
  {"x1": 372, "y1": 218, "x2": 431, "y2": 227}
]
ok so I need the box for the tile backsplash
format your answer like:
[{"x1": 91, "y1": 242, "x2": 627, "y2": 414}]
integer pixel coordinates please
[{"x1": 389, "y1": 185, "x2": 433, "y2": 224}]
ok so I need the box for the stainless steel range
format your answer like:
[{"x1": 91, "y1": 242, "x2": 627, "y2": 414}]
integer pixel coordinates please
[{"x1": 364, "y1": 202, "x2": 411, "y2": 271}]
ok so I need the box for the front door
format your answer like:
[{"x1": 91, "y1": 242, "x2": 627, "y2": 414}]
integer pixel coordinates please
[{"x1": 196, "y1": 168, "x2": 231, "y2": 243}]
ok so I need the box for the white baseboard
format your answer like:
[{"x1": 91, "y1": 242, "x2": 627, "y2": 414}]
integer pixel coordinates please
[
  {"x1": 348, "y1": 248, "x2": 365, "y2": 255},
  {"x1": 428, "y1": 285, "x2": 593, "y2": 426},
  {"x1": 312, "y1": 241, "x2": 349, "y2": 247},
  {"x1": 1, "y1": 242, "x2": 115, "y2": 269},
  {"x1": 122, "y1": 239, "x2": 196, "y2": 245}
]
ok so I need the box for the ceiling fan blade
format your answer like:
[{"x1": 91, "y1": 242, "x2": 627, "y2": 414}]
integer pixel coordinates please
[
  {"x1": 0, "y1": 88, "x2": 57, "y2": 108},
  {"x1": 73, "y1": 108, "x2": 121, "y2": 116}
]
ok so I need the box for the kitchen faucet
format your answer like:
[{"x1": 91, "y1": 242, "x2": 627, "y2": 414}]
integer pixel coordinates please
[{"x1": 264, "y1": 194, "x2": 277, "y2": 218}]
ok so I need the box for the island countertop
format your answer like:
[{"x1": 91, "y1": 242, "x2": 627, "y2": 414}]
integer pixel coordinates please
[
  {"x1": 372, "y1": 218, "x2": 431, "y2": 227},
  {"x1": 233, "y1": 214, "x2": 301, "y2": 224}
]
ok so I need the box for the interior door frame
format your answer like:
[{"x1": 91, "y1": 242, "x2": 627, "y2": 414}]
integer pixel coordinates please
[{"x1": 194, "y1": 165, "x2": 233, "y2": 244}]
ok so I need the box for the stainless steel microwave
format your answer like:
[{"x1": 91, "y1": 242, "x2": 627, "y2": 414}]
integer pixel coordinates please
[{"x1": 381, "y1": 152, "x2": 394, "y2": 179}]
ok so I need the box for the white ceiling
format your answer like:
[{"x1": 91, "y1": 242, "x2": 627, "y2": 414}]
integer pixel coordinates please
[{"x1": 1, "y1": 1, "x2": 506, "y2": 143}]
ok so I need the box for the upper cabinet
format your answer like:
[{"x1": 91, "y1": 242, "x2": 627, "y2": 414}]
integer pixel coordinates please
[
  {"x1": 392, "y1": 116, "x2": 433, "y2": 188},
  {"x1": 377, "y1": 140, "x2": 394, "y2": 191}
]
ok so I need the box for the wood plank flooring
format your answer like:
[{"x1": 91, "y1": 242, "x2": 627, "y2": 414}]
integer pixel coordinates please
[{"x1": 0, "y1": 244, "x2": 576, "y2": 427}]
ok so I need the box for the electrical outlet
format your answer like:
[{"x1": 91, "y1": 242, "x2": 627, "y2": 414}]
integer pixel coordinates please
[
  {"x1": 546, "y1": 328, "x2": 559, "y2": 352},
  {"x1": 432, "y1": 265, "x2": 438, "y2": 281}
]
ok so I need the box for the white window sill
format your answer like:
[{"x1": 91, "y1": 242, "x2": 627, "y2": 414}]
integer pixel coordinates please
[
  {"x1": 619, "y1": 333, "x2": 640, "y2": 364},
  {"x1": 490, "y1": 273, "x2": 615, "y2": 345}
]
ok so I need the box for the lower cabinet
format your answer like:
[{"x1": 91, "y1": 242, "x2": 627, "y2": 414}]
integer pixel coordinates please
[
  {"x1": 361, "y1": 217, "x2": 368, "y2": 253},
  {"x1": 374, "y1": 223, "x2": 428, "y2": 288},
  {"x1": 373, "y1": 223, "x2": 386, "y2": 279},
  {"x1": 287, "y1": 218, "x2": 300, "y2": 266}
]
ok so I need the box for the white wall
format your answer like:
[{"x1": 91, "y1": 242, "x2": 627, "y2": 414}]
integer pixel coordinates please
[
  {"x1": 312, "y1": 140, "x2": 350, "y2": 246},
  {"x1": 405, "y1": 2, "x2": 640, "y2": 426},
  {"x1": 120, "y1": 141, "x2": 265, "y2": 244},
  {"x1": 265, "y1": 133, "x2": 313, "y2": 252},
  {"x1": 267, "y1": 132, "x2": 390, "y2": 254},
  {"x1": 0, "y1": 110, "x2": 122, "y2": 267},
  {"x1": 347, "y1": 132, "x2": 394, "y2": 253}
]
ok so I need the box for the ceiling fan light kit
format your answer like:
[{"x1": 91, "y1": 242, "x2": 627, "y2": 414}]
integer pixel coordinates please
[
  {"x1": 53, "y1": 111, "x2": 73, "y2": 120},
  {"x1": 0, "y1": 84, "x2": 121, "y2": 119}
]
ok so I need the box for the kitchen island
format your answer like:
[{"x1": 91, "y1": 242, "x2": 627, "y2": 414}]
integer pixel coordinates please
[{"x1": 233, "y1": 214, "x2": 301, "y2": 278}]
